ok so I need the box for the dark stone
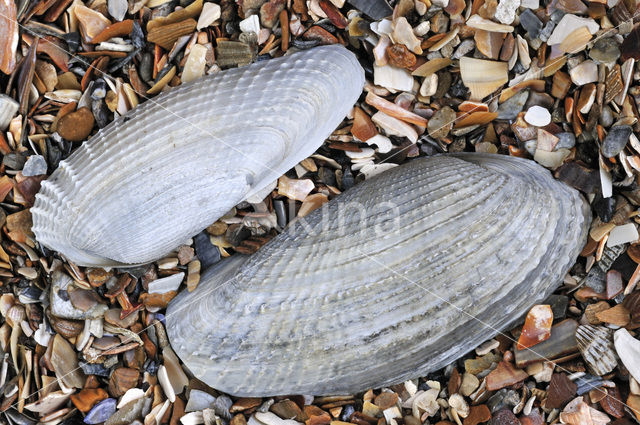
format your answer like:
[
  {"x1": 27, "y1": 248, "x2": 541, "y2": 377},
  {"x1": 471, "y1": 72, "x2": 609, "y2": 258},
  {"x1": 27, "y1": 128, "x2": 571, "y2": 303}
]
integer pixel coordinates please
[
  {"x1": 490, "y1": 408, "x2": 521, "y2": 425},
  {"x1": 274, "y1": 199, "x2": 286, "y2": 228},
  {"x1": 347, "y1": 0, "x2": 392, "y2": 19},
  {"x1": 340, "y1": 405, "x2": 355, "y2": 422},
  {"x1": 554, "y1": 162, "x2": 599, "y2": 193},
  {"x1": 341, "y1": 167, "x2": 355, "y2": 190},
  {"x1": 487, "y1": 389, "x2": 520, "y2": 412},
  {"x1": 602, "y1": 125, "x2": 632, "y2": 158},
  {"x1": 574, "y1": 374, "x2": 603, "y2": 395},
  {"x1": 225, "y1": 224, "x2": 251, "y2": 246},
  {"x1": 589, "y1": 37, "x2": 621, "y2": 64},
  {"x1": 318, "y1": 167, "x2": 336, "y2": 187},
  {"x1": 543, "y1": 294, "x2": 569, "y2": 320},
  {"x1": 546, "y1": 373, "x2": 577, "y2": 408},
  {"x1": 79, "y1": 361, "x2": 110, "y2": 377},
  {"x1": 194, "y1": 231, "x2": 221, "y2": 270},
  {"x1": 593, "y1": 196, "x2": 616, "y2": 222},
  {"x1": 3, "y1": 152, "x2": 27, "y2": 170},
  {"x1": 519, "y1": 9, "x2": 543, "y2": 38}
]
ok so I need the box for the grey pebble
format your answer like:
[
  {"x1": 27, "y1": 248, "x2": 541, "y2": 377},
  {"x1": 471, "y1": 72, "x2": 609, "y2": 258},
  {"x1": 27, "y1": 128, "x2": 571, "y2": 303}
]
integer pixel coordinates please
[
  {"x1": 497, "y1": 90, "x2": 529, "y2": 120},
  {"x1": 555, "y1": 132, "x2": 576, "y2": 150},
  {"x1": 602, "y1": 125, "x2": 632, "y2": 158},
  {"x1": 22, "y1": 155, "x2": 47, "y2": 176}
]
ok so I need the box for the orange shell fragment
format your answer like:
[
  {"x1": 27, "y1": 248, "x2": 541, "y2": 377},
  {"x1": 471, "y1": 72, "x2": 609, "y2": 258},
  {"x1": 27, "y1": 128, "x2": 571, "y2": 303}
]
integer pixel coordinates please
[
  {"x1": 517, "y1": 304, "x2": 553, "y2": 350},
  {"x1": 0, "y1": 0, "x2": 19, "y2": 74}
]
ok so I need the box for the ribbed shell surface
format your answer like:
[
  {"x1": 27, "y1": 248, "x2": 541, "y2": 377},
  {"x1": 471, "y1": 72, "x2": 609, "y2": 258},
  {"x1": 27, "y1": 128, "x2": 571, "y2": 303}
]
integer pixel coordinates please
[
  {"x1": 31, "y1": 46, "x2": 364, "y2": 267},
  {"x1": 166, "y1": 153, "x2": 591, "y2": 396}
]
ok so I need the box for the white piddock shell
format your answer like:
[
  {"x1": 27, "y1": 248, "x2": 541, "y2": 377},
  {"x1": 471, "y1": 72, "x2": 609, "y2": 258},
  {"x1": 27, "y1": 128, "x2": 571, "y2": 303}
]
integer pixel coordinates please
[
  {"x1": 32, "y1": 46, "x2": 365, "y2": 267},
  {"x1": 166, "y1": 153, "x2": 590, "y2": 396}
]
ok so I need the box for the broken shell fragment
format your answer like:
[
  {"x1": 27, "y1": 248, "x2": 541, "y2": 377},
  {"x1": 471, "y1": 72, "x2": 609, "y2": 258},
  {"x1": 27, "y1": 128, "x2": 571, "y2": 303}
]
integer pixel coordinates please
[
  {"x1": 576, "y1": 325, "x2": 618, "y2": 376},
  {"x1": 614, "y1": 328, "x2": 640, "y2": 383},
  {"x1": 460, "y1": 57, "x2": 509, "y2": 101},
  {"x1": 32, "y1": 46, "x2": 365, "y2": 267},
  {"x1": 167, "y1": 154, "x2": 590, "y2": 396}
]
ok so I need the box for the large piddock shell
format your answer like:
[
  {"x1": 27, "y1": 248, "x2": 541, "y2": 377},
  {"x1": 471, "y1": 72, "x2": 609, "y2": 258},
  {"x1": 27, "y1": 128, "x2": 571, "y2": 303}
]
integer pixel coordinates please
[
  {"x1": 31, "y1": 46, "x2": 364, "y2": 267},
  {"x1": 166, "y1": 153, "x2": 590, "y2": 396}
]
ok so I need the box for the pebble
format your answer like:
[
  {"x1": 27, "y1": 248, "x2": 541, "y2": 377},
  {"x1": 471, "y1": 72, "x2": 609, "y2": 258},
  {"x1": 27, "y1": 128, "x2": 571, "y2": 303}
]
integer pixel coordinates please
[
  {"x1": 524, "y1": 106, "x2": 551, "y2": 127},
  {"x1": 22, "y1": 155, "x2": 47, "y2": 176},
  {"x1": 84, "y1": 398, "x2": 116, "y2": 424},
  {"x1": 197, "y1": 2, "x2": 222, "y2": 29},
  {"x1": 260, "y1": 0, "x2": 285, "y2": 27},
  {"x1": 57, "y1": 107, "x2": 95, "y2": 141},
  {"x1": 107, "y1": 0, "x2": 127, "y2": 21},
  {"x1": 460, "y1": 373, "x2": 480, "y2": 396},
  {"x1": 555, "y1": 132, "x2": 576, "y2": 150},
  {"x1": 494, "y1": 0, "x2": 520, "y2": 24},
  {"x1": 240, "y1": 15, "x2": 261, "y2": 34},
  {"x1": 70, "y1": 388, "x2": 108, "y2": 413},
  {"x1": 108, "y1": 367, "x2": 139, "y2": 397},
  {"x1": 602, "y1": 125, "x2": 632, "y2": 158},
  {"x1": 497, "y1": 90, "x2": 529, "y2": 120},
  {"x1": 569, "y1": 60, "x2": 598, "y2": 86},
  {"x1": 590, "y1": 37, "x2": 621, "y2": 64},
  {"x1": 607, "y1": 223, "x2": 639, "y2": 247},
  {"x1": 600, "y1": 105, "x2": 614, "y2": 127},
  {"x1": 427, "y1": 106, "x2": 456, "y2": 140},
  {"x1": 182, "y1": 44, "x2": 208, "y2": 84},
  {"x1": 519, "y1": 9, "x2": 542, "y2": 38},
  {"x1": 51, "y1": 334, "x2": 85, "y2": 388},
  {"x1": 547, "y1": 15, "x2": 599, "y2": 45},
  {"x1": 278, "y1": 176, "x2": 314, "y2": 201},
  {"x1": 186, "y1": 389, "x2": 216, "y2": 412},
  {"x1": 106, "y1": 397, "x2": 146, "y2": 425}
]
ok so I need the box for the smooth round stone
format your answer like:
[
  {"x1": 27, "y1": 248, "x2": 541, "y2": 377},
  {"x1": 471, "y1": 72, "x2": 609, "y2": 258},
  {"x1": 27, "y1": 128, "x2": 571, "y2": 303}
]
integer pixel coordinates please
[
  {"x1": 600, "y1": 105, "x2": 614, "y2": 127},
  {"x1": 85, "y1": 398, "x2": 116, "y2": 424},
  {"x1": 602, "y1": 125, "x2": 632, "y2": 158},
  {"x1": 589, "y1": 37, "x2": 621, "y2": 64},
  {"x1": 555, "y1": 132, "x2": 576, "y2": 150},
  {"x1": 524, "y1": 105, "x2": 551, "y2": 127},
  {"x1": 427, "y1": 106, "x2": 456, "y2": 140}
]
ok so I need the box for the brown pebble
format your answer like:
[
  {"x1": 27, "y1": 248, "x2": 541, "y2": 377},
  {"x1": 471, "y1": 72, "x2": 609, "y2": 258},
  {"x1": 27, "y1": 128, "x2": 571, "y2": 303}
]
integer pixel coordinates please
[
  {"x1": 485, "y1": 361, "x2": 527, "y2": 391},
  {"x1": 70, "y1": 388, "x2": 108, "y2": 413},
  {"x1": 448, "y1": 368, "x2": 461, "y2": 395},
  {"x1": 386, "y1": 44, "x2": 416, "y2": 69},
  {"x1": 464, "y1": 405, "x2": 491, "y2": 425},
  {"x1": 600, "y1": 386, "x2": 624, "y2": 418},
  {"x1": 490, "y1": 409, "x2": 520, "y2": 425},
  {"x1": 170, "y1": 396, "x2": 186, "y2": 425},
  {"x1": 374, "y1": 392, "x2": 398, "y2": 410},
  {"x1": 49, "y1": 316, "x2": 84, "y2": 338},
  {"x1": 57, "y1": 107, "x2": 94, "y2": 142},
  {"x1": 546, "y1": 373, "x2": 577, "y2": 409},
  {"x1": 231, "y1": 414, "x2": 248, "y2": 425},
  {"x1": 272, "y1": 400, "x2": 304, "y2": 421},
  {"x1": 303, "y1": 26, "x2": 338, "y2": 45},
  {"x1": 108, "y1": 367, "x2": 140, "y2": 397},
  {"x1": 231, "y1": 398, "x2": 262, "y2": 413}
]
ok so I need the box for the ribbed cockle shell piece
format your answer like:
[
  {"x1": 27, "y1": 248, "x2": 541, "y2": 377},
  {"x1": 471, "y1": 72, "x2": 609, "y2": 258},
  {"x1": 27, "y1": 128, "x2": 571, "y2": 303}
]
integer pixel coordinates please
[
  {"x1": 32, "y1": 46, "x2": 365, "y2": 267},
  {"x1": 166, "y1": 153, "x2": 590, "y2": 396}
]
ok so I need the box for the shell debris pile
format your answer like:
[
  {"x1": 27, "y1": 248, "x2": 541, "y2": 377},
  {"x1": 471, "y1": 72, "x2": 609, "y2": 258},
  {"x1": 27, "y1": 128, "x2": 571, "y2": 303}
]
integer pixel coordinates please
[{"x1": 2, "y1": 0, "x2": 640, "y2": 423}]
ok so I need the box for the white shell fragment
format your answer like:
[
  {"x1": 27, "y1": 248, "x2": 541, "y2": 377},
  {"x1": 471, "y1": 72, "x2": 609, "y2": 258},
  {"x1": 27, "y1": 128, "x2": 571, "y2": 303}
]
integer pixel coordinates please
[
  {"x1": 0, "y1": 94, "x2": 18, "y2": 131},
  {"x1": 32, "y1": 46, "x2": 365, "y2": 267},
  {"x1": 614, "y1": 328, "x2": 640, "y2": 383},
  {"x1": 167, "y1": 154, "x2": 590, "y2": 396},
  {"x1": 606, "y1": 223, "x2": 639, "y2": 247},
  {"x1": 524, "y1": 106, "x2": 551, "y2": 127}
]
